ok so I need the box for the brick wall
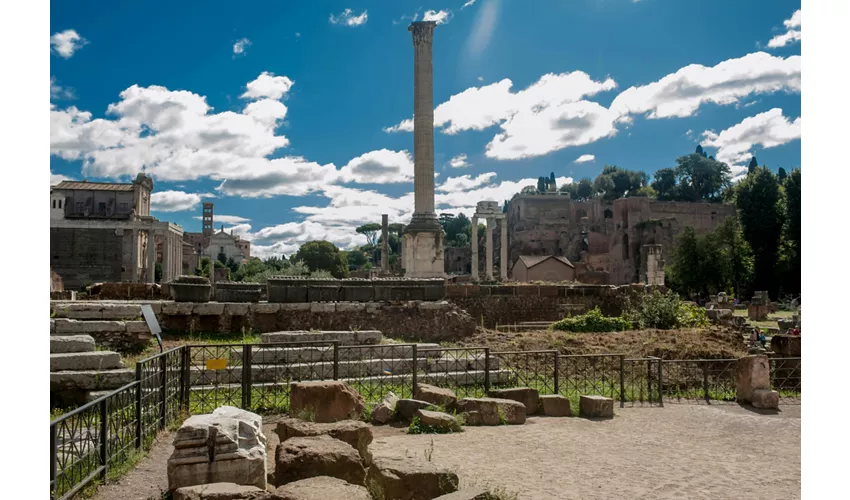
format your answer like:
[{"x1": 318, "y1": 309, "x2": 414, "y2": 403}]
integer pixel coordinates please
[{"x1": 50, "y1": 228, "x2": 125, "y2": 290}]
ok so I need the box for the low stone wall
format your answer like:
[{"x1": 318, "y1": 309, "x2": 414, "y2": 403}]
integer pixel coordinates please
[
  {"x1": 446, "y1": 284, "x2": 663, "y2": 328},
  {"x1": 50, "y1": 300, "x2": 477, "y2": 343},
  {"x1": 51, "y1": 318, "x2": 153, "y2": 351}
]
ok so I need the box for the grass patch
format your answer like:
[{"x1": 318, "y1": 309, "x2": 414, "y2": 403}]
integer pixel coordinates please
[{"x1": 407, "y1": 416, "x2": 459, "y2": 434}]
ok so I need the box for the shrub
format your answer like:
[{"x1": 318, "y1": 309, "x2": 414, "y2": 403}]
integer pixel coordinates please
[
  {"x1": 551, "y1": 307, "x2": 632, "y2": 333},
  {"x1": 407, "y1": 416, "x2": 456, "y2": 435},
  {"x1": 676, "y1": 302, "x2": 710, "y2": 328},
  {"x1": 625, "y1": 290, "x2": 710, "y2": 329}
]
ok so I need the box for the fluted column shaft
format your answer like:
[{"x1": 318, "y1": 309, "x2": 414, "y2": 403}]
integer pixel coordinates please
[
  {"x1": 500, "y1": 217, "x2": 508, "y2": 280},
  {"x1": 486, "y1": 218, "x2": 494, "y2": 280},
  {"x1": 410, "y1": 21, "x2": 437, "y2": 220},
  {"x1": 471, "y1": 216, "x2": 479, "y2": 280}
]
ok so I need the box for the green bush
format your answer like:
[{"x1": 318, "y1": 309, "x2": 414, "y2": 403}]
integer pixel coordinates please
[
  {"x1": 625, "y1": 290, "x2": 710, "y2": 329},
  {"x1": 676, "y1": 302, "x2": 710, "y2": 328},
  {"x1": 550, "y1": 307, "x2": 632, "y2": 333}
]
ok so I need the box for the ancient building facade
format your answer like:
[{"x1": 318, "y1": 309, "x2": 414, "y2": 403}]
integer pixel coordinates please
[
  {"x1": 506, "y1": 194, "x2": 735, "y2": 285},
  {"x1": 181, "y1": 202, "x2": 251, "y2": 268},
  {"x1": 50, "y1": 174, "x2": 184, "y2": 290}
]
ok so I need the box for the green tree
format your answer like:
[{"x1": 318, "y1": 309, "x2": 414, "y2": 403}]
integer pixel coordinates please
[
  {"x1": 777, "y1": 167, "x2": 788, "y2": 182},
  {"x1": 217, "y1": 252, "x2": 228, "y2": 266},
  {"x1": 715, "y1": 217, "x2": 755, "y2": 298},
  {"x1": 576, "y1": 178, "x2": 594, "y2": 200},
  {"x1": 782, "y1": 169, "x2": 801, "y2": 294},
  {"x1": 263, "y1": 256, "x2": 287, "y2": 270},
  {"x1": 521, "y1": 185, "x2": 538, "y2": 195},
  {"x1": 234, "y1": 257, "x2": 268, "y2": 281},
  {"x1": 293, "y1": 240, "x2": 350, "y2": 278},
  {"x1": 673, "y1": 153, "x2": 731, "y2": 202},
  {"x1": 735, "y1": 166, "x2": 785, "y2": 297},
  {"x1": 356, "y1": 223, "x2": 382, "y2": 248},
  {"x1": 666, "y1": 227, "x2": 705, "y2": 297},
  {"x1": 346, "y1": 249, "x2": 368, "y2": 270},
  {"x1": 651, "y1": 168, "x2": 678, "y2": 201}
]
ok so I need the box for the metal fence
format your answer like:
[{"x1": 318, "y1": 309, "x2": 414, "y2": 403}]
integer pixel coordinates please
[{"x1": 50, "y1": 343, "x2": 802, "y2": 499}]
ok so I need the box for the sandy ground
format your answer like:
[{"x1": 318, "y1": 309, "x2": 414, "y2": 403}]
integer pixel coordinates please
[{"x1": 93, "y1": 405, "x2": 800, "y2": 500}]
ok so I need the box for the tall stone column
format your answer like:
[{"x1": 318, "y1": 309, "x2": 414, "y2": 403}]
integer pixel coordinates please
[
  {"x1": 471, "y1": 216, "x2": 479, "y2": 280},
  {"x1": 131, "y1": 229, "x2": 140, "y2": 282},
  {"x1": 163, "y1": 232, "x2": 171, "y2": 283},
  {"x1": 381, "y1": 214, "x2": 389, "y2": 272},
  {"x1": 147, "y1": 229, "x2": 156, "y2": 283},
  {"x1": 500, "y1": 217, "x2": 508, "y2": 280},
  {"x1": 485, "y1": 218, "x2": 494, "y2": 281}
]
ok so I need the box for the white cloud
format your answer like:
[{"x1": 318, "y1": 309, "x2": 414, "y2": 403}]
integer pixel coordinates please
[
  {"x1": 767, "y1": 9, "x2": 801, "y2": 48},
  {"x1": 336, "y1": 149, "x2": 414, "y2": 184},
  {"x1": 610, "y1": 52, "x2": 801, "y2": 120},
  {"x1": 436, "y1": 172, "x2": 496, "y2": 193},
  {"x1": 574, "y1": 154, "x2": 595, "y2": 164},
  {"x1": 50, "y1": 76, "x2": 75, "y2": 100},
  {"x1": 241, "y1": 72, "x2": 294, "y2": 101},
  {"x1": 50, "y1": 172, "x2": 73, "y2": 186},
  {"x1": 423, "y1": 10, "x2": 453, "y2": 24},
  {"x1": 462, "y1": 0, "x2": 478, "y2": 9},
  {"x1": 448, "y1": 154, "x2": 470, "y2": 168},
  {"x1": 51, "y1": 29, "x2": 87, "y2": 58},
  {"x1": 329, "y1": 9, "x2": 368, "y2": 26},
  {"x1": 466, "y1": 0, "x2": 500, "y2": 56},
  {"x1": 233, "y1": 38, "x2": 251, "y2": 55},
  {"x1": 151, "y1": 191, "x2": 211, "y2": 212},
  {"x1": 477, "y1": 76, "x2": 484, "y2": 82},
  {"x1": 193, "y1": 214, "x2": 252, "y2": 225},
  {"x1": 702, "y1": 108, "x2": 801, "y2": 177}
]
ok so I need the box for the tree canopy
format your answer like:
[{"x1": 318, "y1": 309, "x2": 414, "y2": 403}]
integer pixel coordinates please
[{"x1": 292, "y1": 240, "x2": 350, "y2": 279}]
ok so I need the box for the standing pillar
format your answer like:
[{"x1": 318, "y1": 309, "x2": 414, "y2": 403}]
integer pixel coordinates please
[
  {"x1": 146, "y1": 230, "x2": 156, "y2": 283},
  {"x1": 131, "y1": 229, "x2": 140, "y2": 282},
  {"x1": 163, "y1": 232, "x2": 171, "y2": 283},
  {"x1": 485, "y1": 218, "x2": 494, "y2": 281},
  {"x1": 381, "y1": 214, "x2": 389, "y2": 272},
  {"x1": 500, "y1": 217, "x2": 508, "y2": 280},
  {"x1": 471, "y1": 216, "x2": 479, "y2": 280}
]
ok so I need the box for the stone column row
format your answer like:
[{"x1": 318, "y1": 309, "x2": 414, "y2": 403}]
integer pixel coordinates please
[
  {"x1": 471, "y1": 216, "x2": 479, "y2": 280},
  {"x1": 146, "y1": 229, "x2": 156, "y2": 283},
  {"x1": 471, "y1": 215, "x2": 509, "y2": 281}
]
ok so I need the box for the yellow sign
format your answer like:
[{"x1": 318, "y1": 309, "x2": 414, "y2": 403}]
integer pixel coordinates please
[{"x1": 206, "y1": 358, "x2": 228, "y2": 370}]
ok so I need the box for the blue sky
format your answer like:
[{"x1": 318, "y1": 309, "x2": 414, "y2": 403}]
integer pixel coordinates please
[{"x1": 49, "y1": 0, "x2": 802, "y2": 258}]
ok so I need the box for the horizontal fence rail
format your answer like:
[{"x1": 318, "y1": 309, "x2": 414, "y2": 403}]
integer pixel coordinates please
[{"x1": 50, "y1": 342, "x2": 801, "y2": 500}]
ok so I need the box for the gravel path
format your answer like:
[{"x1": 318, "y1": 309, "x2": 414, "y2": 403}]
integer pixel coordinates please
[{"x1": 93, "y1": 405, "x2": 800, "y2": 500}]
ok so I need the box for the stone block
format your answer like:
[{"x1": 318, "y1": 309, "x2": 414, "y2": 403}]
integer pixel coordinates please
[
  {"x1": 366, "y1": 456, "x2": 458, "y2": 500},
  {"x1": 579, "y1": 395, "x2": 614, "y2": 419},
  {"x1": 414, "y1": 384, "x2": 457, "y2": 408},
  {"x1": 194, "y1": 303, "x2": 225, "y2": 316},
  {"x1": 50, "y1": 369, "x2": 135, "y2": 391},
  {"x1": 280, "y1": 303, "x2": 311, "y2": 312},
  {"x1": 455, "y1": 398, "x2": 526, "y2": 425},
  {"x1": 415, "y1": 409, "x2": 461, "y2": 432},
  {"x1": 310, "y1": 302, "x2": 336, "y2": 313},
  {"x1": 540, "y1": 394, "x2": 572, "y2": 417},
  {"x1": 224, "y1": 303, "x2": 251, "y2": 316},
  {"x1": 770, "y1": 335, "x2": 801, "y2": 357},
  {"x1": 371, "y1": 392, "x2": 399, "y2": 425},
  {"x1": 168, "y1": 406, "x2": 267, "y2": 491},
  {"x1": 250, "y1": 303, "x2": 280, "y2": 314},
  {"x1": 289, "y1": 381, "x2": 366, "y2": 423},
  {"x1": 276, "y1": 418, "x2": 373, "y2": 463},
  {"x1": 488, "y1": 387, "x2": 540, "y2": 415},
  {"x1": 335, "y1": 302, "x2": 366, "y2": 313},
  {"x1": 432, "y1": 489, "x2": 493, "y2": 500},
  {"x1": 162, "y1": 302, "x2": 195, "y2": 315},
  {"x1": 52, "y1": 303, "x2": 103, "y2": 319},
  {"x1": 274, "y1": 476, "x2": 372, "y2": 500},
  {"x1": 100, "y1": 304, "x2": 143, "y2": 319},
  {"x1": 751, "y1": 389, "x2": 780, "y2": 409},
  {"x1": 395, "y1": 399, "x2": 435, "y2": 421},
  {"x1": 50, "y1": 351, "x2": 123, "y2": 372},
  {"x1": 53, "y1": 319, "x2": 126, "y2": 334},
  {"x1": 736, "y1": 355, "x2": 770, "y2": 404},
  {"x1": 50, "y1": 335, "x2": 96, "y2": 354},
  {"x1": 275, "y1": 435, "x2": 366, "y2": 486},
  {"x1": 125, "y1": 321, "x2": 151, "y2": 333},
  {"x1": 51, "y1": 319, "x2": 56, "y2": 333},
  {"x1": 172, "y1": 483, "x2": 265, "y2": 500}
]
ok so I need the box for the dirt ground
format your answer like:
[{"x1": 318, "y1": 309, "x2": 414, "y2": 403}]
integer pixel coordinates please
[
  {"x1": 459, "y1": 326, "x2": 747, "y2": 360},
  {"x1": 92, "y1": 404, "x2": 799, "y2": 500}
]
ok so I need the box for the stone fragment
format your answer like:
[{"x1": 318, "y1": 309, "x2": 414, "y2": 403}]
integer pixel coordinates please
[
  {"x1": 224, "y1": 303, "x2": 251, "y2": 317},
  {"x1": 168, "y1": 406, "x2": 267, "y2": 491},
  {"x1": 52, "y1": 303, "x2": 103, "y2": 319},
  {"x1": 770, "y1": 335, "x2": 801, "y2": 357},
  {"x1": 53, "y1": 319, "x2": 126, "y2": 334},
  {"x1": 371, "y1": 391, "x2": 399, "y2": 425},
  {"x1": 751, "y1": 389, "x2": 780, "y2": 410},
  {"x1": 172, "y1": 482, "x2": 265, "y2": 500},
  {"x1": 100, "y1": 304, "x2": 143, "y2": 320},
  {"x1": 162, "y1": 302, "x2": 195, "y2": 315},
  {"x1": 415, "y1": 409, "x2": 462, "y2": 433},
  {"x1": 455, "y1": 398, "x2": 526, "y2": 425},
  {"x1": 458, "y1": 411, "x2": 483, "y2": 426},
  {"x1": 276, "y1": 418, "x2": 372, "y2": 462},
  {"x1": 275, "y1": 436, "x2": 366, "y2": 486},
  {"x1": 578, "y1": 395, "x2": 614, "y2": 419},
  {"x1": 250, "y1": 303, "x2": 280, "y2": 314},
  {"x1": 415, "y1": 384, "x2": 457, "y2": 408},
  {"x1": 50, "y1": 369, "x2": 135, "y2": 391},
  {"x1": 395, "y1": 399, "x2": 435, "y2": 421},
  {"x1": 540, "y1": 394, "x2": 572, "y2": 417},
  {"x1": 194, "y1": 303, "x2": 225, "y2": 316},
  {"x1": 50, "y1": 335, "x2": 96, "y2": 354},
  {"x1": 50, "y1": 351, "x2": 123, "y2": 372},
  {"x1": 274, "y1": 476, "x2": 372, "y2": 500},
  {"x1": 289, "y1": 381, "x2": 366, "y2": 423},
  {"x1": 432, "y1": 489, "x2": 494, "y2": 500},
  {"x1": 366, "y1": 456, "x2": 459, "y2": 500},
  {"x1": 125, "y1": 321, "x2": 152, "y2": 333},
  {"x1": 736, "y1": 355, "x2": 770, "y2": 404},
  {"x1": 488, "y1": 387, "x2": 539, "y2": 415}
]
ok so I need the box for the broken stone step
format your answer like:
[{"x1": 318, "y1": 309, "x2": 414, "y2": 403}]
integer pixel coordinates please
[
  {"x1": 222, "y1": 343, "x2": 443, "y2": 364},
  {"x1": 50, "y1": 335, "x2": 96, "y2": 354},
  {"x1": 50, "y1": 369, "x2": 135, "y2": 391},
  {"x1": 51, "y1": 351, "x2": 125, "y2": 372},
  {"x1": 51, "y1": 303, "x2": 143, "y2": 320},
  {"x1": 260, "y1": 330, "x2": 383, "y2": 345}
]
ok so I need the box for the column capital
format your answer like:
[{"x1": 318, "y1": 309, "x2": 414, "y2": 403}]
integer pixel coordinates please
[{"x1": 409, "y1": 21, "x2": 437, "y2": 45}]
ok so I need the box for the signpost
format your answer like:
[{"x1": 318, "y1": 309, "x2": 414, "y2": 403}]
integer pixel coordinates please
[{"x1": 140, "y1": 304, "x2": 163, "y2": 352}]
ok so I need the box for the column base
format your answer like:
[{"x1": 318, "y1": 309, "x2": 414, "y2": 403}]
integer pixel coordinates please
[{"x1": 401, "y1": 229, "x2": 445, "y2": 278}]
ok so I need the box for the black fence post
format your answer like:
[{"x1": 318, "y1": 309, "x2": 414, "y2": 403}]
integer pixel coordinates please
[
  {"x1": 647, "y1": 359, "x2": 653, "y2": 404},
  {"x1": 242, "y1": 344, "x2": 252, "y2": 409},
  {"x1": 135, "y1": 364, "x2": 142, "y2": 449},
  {"x1": 483, "y1": 347, "x2": 490, "y2": 394},
  {"x1": 619, "y1": 355, "x2": 625, "y2": 408},
  {"x1": 657, "y1": 358, "x2": 664, "y2": 407},
  {"x1": 180, "y1": 346, "x2": 190, "y2": 414},
  {"x1": 99, "y1": 399, "x2": 108, "y2": 481},
  {"x1": 553, "y1": 352, "x2": 560, "y2": 395},
  {"x1": 702, "y1": 363, "x2": 710, "y2": 402},
  {"x1": 159, "y1": 355, "x2": 167, "y2": 429},
  {"x1": 333, "y1": 341, "x2": 339, "y2": 381},
  {"x1": 50, "y1": 424, "x2": 57, "y2": 497},
  {"x1": 411, "y1": 344, "x2": 419, "y2": 398}
]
